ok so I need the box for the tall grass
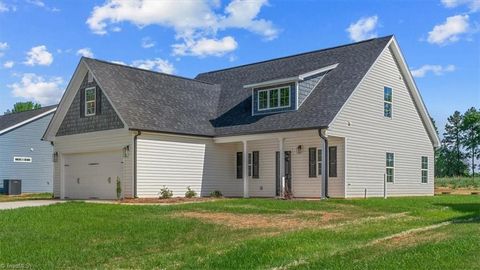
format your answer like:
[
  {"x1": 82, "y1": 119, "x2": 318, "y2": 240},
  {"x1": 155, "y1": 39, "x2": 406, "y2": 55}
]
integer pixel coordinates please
[{"x1": 435, "y1": 177, "x2": 480, "y2": 189}]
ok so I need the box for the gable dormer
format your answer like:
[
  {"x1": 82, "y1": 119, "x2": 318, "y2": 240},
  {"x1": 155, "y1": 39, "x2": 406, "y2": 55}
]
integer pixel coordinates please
[{"x1": 246, "y1": 63, "x2": 338, "y2": 116}]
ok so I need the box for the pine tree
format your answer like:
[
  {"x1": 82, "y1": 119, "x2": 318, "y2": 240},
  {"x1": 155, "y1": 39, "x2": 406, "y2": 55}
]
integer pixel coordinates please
[
  {"x1": 442, "y1": 111, "x2": 467, "y2": 176},
  {"x1": 461, "y1": 107, "x2": 480, "y2": 178}
]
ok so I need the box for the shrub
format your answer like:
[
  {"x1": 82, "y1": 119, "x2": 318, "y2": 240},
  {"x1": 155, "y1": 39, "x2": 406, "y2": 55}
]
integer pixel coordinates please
[
  {"x1": 210, "y1": 190, "x2": 223, "y2": 198},
  {"x1": 159, "y1": 186, "x2": 173, "y2": 199},
  {"x1": 185, "y1": 186, "x2": 197, "y2": 198}
]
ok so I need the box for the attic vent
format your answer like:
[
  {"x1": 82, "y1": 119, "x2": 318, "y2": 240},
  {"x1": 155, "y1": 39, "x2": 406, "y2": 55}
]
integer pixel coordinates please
[{"x1": 87, "y1": 72, "x2": 93, "y2": 83}]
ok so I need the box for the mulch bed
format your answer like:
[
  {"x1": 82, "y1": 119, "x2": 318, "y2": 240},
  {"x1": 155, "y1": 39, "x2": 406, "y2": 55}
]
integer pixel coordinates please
[{"x1": 120, "y1": 197, "x2": 218, "y2": 204}]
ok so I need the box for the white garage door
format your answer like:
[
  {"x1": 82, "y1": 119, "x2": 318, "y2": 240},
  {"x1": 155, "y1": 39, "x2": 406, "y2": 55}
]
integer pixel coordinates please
[{"x1": 64, "y1": 150, "x2": 122, "y2": 199}]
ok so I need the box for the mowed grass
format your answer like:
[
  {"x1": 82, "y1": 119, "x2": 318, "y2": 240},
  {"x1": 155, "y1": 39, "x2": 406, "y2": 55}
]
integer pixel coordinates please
[
  {"x1": 0, "y1": 196, "x2": 479, "y2": 269},
  {"x1": 0, "y1": 192, "x2": 52, "y2": 202}
]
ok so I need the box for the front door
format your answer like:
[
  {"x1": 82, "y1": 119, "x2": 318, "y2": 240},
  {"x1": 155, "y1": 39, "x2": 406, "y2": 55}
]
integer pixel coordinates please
[{"x1": 276, "y1": 151, "x2": 292, "y2": 196}]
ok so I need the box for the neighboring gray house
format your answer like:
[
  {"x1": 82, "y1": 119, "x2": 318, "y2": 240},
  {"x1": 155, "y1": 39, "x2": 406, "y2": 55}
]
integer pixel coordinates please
[
  {"x1": 0, "y1": 105, "x2": 56, "y2": 193},
  {"x1": 43, "y1": 35, "x2": 439, "y2": 200}
]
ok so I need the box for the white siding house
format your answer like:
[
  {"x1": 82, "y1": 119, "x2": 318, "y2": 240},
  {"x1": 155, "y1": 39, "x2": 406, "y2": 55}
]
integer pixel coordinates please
[{"x1": 44, "y1": 35, "x2": 439, "y2": 200}]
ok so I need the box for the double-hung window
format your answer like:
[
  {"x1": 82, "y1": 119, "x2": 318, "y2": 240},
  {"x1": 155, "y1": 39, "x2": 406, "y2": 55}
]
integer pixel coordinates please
[
  {"x1": 85, "y1": 87, "x2": 96, "y2": 116},
  {"x1": 384, "y1": 87, "x2": 392, "y2": 118},
  {"x1": 386, "y1": 152, "x2": 394, "y2": 183},
  {"x1": 258, "y1": 86, "x2": 291, "y2": 110},
  {"x1": 421, "y1": 156, "x2": 428, "y2": 183}
]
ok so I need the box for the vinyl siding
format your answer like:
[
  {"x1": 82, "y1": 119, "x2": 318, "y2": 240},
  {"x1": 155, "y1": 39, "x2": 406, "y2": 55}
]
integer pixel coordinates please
[
  {"x1": 52, "y1": 128, "x2": 133, "y2": 198},
  {"x1": 136, "y1": 133, "x2": 238, "y2": 198},
  {"x1": 328, "y1": 46, "x2": 434, "y2": 198},
  {"x1": 234, "y1": 130, "x2": 345, "y2": 198},
  {"x1": 0, "y1": 115, "x2": 53, "y2": 193}
]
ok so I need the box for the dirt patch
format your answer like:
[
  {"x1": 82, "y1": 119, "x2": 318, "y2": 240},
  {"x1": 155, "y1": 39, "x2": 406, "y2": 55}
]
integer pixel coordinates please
[
  {"x1": 173, "y1": 210, "x2": 345, "y2": 230},
  {"x1": 120, "y1": 197, "x2": 218, "y2": 204}
]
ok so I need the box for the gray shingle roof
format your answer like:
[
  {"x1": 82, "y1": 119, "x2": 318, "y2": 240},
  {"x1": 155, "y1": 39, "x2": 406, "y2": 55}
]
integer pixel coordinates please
[
  {"x1": 83, "y1": 58, "x2": 221, "y2": 136},
  {"x1": 83, "y1": 36, "x2": 392, "y2": 137},
  {"x1": 0, "y1": 105, "x2": 57, "y2": 134},
  {"x1": 197, "y1": 35, "x2": 392, "y2": 136}
]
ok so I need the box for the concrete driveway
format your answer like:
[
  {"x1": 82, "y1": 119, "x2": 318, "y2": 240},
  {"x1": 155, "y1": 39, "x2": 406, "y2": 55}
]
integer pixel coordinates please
[{"x1": 0, "y1": 200, "x2": 64, "y2": 210}]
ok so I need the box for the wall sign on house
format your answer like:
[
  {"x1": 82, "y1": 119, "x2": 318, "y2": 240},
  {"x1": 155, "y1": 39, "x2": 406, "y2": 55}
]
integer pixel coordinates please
[{"x1": 13, "y1": 157, "x2": 32, "y2": 163}]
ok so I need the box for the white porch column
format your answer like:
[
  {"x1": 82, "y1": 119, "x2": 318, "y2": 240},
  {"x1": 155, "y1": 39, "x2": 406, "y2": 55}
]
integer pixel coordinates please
[
  {"x1": 242, "y1": 140, "x2": 249, "y2": 198},
  {"x1": 278, "y1": 137, "x2": 285, "y2": 197}
]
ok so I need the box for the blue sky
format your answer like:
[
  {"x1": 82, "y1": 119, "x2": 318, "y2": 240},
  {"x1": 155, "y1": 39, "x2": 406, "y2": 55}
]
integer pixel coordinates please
[{"x1": 0, "y1": 0, "x2": 478, "y2": 135}]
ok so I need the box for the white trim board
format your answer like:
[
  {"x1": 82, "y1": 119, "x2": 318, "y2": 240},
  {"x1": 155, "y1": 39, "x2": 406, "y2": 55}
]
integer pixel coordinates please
[{"x1": 0, "y1": 108, "x2": 57, "y2": 135}]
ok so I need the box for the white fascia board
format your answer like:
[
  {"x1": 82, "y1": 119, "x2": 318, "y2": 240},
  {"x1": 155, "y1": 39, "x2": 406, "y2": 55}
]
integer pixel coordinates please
[
  {"x1": 243, "y1": 76, "x2": 299, "y2": 89},
  {"x1": 298, "y1": 63, "x2": 339, "y2": 80},
  {"x1": 0, "y1": 108, "x2": 57, "y2": 135}
]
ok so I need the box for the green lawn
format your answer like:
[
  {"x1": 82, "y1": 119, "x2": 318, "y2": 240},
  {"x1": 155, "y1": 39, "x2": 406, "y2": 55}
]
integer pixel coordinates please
[
  {"x1": 0, "y1": 192, "x2": 52, "y2": 202},
  {"x1": 0, "y1": 196, "x2": 479, "y2": 269}
]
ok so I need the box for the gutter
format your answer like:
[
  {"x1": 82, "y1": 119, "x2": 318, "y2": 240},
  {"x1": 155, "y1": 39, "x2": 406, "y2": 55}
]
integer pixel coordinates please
[
  {"x1": 318, "y1": 129, "x2": 329, "y2": 199},
  {"x1": 133, "y1": 130, "x2": 141, "y2": 198}
]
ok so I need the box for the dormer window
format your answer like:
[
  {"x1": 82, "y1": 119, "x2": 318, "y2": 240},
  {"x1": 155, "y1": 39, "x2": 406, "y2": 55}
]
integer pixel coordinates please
[
  {"x1": 258, "y1": 86, "x2": 291, "y2": 111},
  {"x1": 85, "y1": 87, "x2": 96, "y2": 116}
]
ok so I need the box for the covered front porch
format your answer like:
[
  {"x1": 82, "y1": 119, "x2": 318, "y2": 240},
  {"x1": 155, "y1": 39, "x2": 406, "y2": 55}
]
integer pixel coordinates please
[{"x1": 214, "y1": 129, "x2": 346, "y2": 198}]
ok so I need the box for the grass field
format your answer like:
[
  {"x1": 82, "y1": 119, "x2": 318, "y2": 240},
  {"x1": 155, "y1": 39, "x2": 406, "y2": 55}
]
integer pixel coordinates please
[
  {"x1": 0, "y1": 193, "x2": 52, "y2": 202},
  {"x1": 435, "y1": 177, "x2": 480, "y2": 195},
  {"x1": 0, "y1": 196, "x2": 479, "y2": 269}
]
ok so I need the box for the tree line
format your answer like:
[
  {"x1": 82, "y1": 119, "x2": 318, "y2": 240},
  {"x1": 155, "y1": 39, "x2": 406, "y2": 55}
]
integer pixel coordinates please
[{"x1": 435, "y1": 107, "x2": 480, "y2": 178}]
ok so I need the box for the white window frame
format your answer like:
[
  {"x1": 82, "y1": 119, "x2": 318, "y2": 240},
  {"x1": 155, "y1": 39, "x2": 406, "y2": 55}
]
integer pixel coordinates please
[
  {"x1": 384, "y1": 86, "x2": 392, "y2": 118},
  {"x1": 421, "y1": 156, "x2": 428, "y2": 184},
  {"x1": 257, "y1": 85, "x2": 291, "y2": 111},
  {"x1": 386, "y1": 152, "x2": 395, "y2": 183},
  {"x1": 317, "y1": 149, "x2": 323, "y2": 176},
  {"x1": 13, "y1": 156, "x2": 32, "y2": 163},
  {"x1": 85, "y1": 86, "x2": 96, "y2": 116}
]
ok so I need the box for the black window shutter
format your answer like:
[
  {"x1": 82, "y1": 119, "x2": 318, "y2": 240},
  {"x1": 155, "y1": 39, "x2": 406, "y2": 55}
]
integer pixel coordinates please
[
  {"x1": 96, "y1": 87, "x2": 102, "y2": 115},
  {"x1": 309, "y1": 147, "x2": 317, "y2": 178},
  {"x1": 236, "y1": 152, "x2": 243, "y2": 179},
  {"x1": 329, "y1": 146, "x2": 337, "y2": 177},
  {"x1": 252, "y1": 151, "x2": 259, "y2": 178},
  {"x1": 79, "y1": 88, "x2": 85, "y2": 118}
]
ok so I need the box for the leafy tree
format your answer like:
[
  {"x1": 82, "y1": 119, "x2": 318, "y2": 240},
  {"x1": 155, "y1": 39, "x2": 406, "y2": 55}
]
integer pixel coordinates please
[
  {"x1": 4, "y1": 102, "x2": 42, "y2": 114},
  {"x1": 442, "y1": 111, "x2": 468, "y2": 176},
  {"x1": 461, "y1": 107, "x2": 480, "y2": 178}
]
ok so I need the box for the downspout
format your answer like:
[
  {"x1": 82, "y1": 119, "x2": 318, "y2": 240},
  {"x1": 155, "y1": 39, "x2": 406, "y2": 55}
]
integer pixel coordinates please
[
  {"x1": 133, "y1": 131, "x2": 141, "y2": 198},
  {"x1": 318, "y1": 129, "x2": 329, "y2": 199}
]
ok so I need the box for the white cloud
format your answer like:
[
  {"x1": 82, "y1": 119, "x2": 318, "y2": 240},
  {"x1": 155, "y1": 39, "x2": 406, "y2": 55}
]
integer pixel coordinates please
[
  {"x1": 172, "y1": 36, "x2": 238, "y2": 57},
  {"x1": 86, "y1": 0, "x2": 278, "y2": 57},
  {"x1": 131, "y1": 58, "x2": 175, "y2": 74},
  {"x1": 8, "y1": 73, "x2": 64, "y2": 104},
  {"x1": 141, "y1": 37, "x2": 155, "y2": 48},
  {"x1": 0, "y1": 1, "x2": 10, "y2": 12},
  {"x1": 24, "y1": 45, "x2": 53, "y2": 66},
  {"x1": 441, "y1": 0, "x2": 480, "y2": 12},
  {"x1": 0, "y1": 42, "x2": 7, "y2": 57},
  {"x1": 3, "y1": 61, "x2": 14, "y2": 68},
  {"x1": 346, "y1": 15, "x2": 379, "y2": 42},
  {"x1": 411, "y1": 64, "x2": 456, "y2": 78},
  {"x1": 76, "y1": 48, "x2": 94, "y2": 58},
  {"x1": 26, "y1": 0, "x2": 45, "y2": 7},
  {"x1": 111, "y1": 60, "x2": 126, "y2": 65},
  {"x1": 427, "y1": 15, "x2": 470, "y2": 44}
]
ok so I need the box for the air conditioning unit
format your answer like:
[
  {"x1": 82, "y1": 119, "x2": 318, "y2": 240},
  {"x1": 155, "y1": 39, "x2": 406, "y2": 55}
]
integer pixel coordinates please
[{"x1": 3, "y1": 179, "x2": 22, "y2": 195}]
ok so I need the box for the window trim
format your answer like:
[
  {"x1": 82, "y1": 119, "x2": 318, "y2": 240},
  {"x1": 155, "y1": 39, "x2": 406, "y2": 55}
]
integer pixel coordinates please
[
  {"x1": 384, "y1": 86, "x2": 393, "y2": 118},
  {"x1": 257, "y1": 85, "x2": 291, "y2": 111},
  {"x1": 85, "y1": 86, "x2": 97, "y2": 116},
  {"x1": 386, "y1": 152, "x2": 395, "y2": 183},
  {"x1": 421, "y1": 156, "x2": 428, "y2": 184}
]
